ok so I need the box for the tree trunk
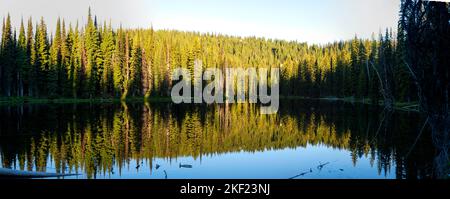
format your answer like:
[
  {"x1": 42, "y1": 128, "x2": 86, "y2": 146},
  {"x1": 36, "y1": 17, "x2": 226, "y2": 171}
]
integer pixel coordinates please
[{"x1": 429, "y1": 115, "x2": 450, "y2": 178}]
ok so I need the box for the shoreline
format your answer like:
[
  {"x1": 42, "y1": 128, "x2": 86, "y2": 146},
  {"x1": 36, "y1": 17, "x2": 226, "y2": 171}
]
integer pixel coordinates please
[
  {"x1": 0, "y1": 96, "x2": 172, "y2": 106},
  {"x1": 0, "y1": 96, "x2": 419, "y2": 112}
]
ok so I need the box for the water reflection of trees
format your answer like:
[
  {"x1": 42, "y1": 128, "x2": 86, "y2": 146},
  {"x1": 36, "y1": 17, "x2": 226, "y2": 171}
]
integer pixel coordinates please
[{"x1": 0, "y1": 100, "x2": 434, "y2": 179}]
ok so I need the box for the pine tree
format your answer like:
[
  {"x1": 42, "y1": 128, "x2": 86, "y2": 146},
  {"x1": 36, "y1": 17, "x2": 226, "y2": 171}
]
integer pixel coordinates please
[
  {"x1": 375, "y1": 30, "x2": 395, "y2": 109},
  {"x1": 295, "y1": 62, "x2": 303, "y2": 96},
  {"x1": 1, "y1": 14, "x2": 14, "y2": 96},
  {"x1": 301, "y1": 60, "x2": 312, "y2": 97},
  {"x1": 142, "y1": 27, "x2": 154, "y2": 98},
  {"x1": 122, "y1": 32, "x2": 131, "y2": 99},
  {"x1": 163, "y1": 36, "x2": 172, "y2": 96},
  {"x1": 394, "y1": 26, "x2": 415, "y2": 102},
  {"x1": 357, "y1": 40, "x2": 368, "y2": 98},
  {"x1": 49, "y1": 18, "x2": 62, "y2": 97},
  {"x1": 17, "y1": 18, "x2": 27, "y2": 97},
  {"x1": 329, "y1": 57, "x2": 334, "y2": 96},
  {"x1": 113, "y1": 27, "x2": 125, "y2": 97},
  {"x1": 26, "y1": 17, "x2": 36, "y2": 97},
  {"x1": 368, "y1": 35, "x2": 380, "y2": 104},
  {"x1": 313, "y1": 59, "x2": 322, "y2": 97},
  {"x1": 60, "y1": 20, "x2": 70, "y2": 96},
  {"x1": 35, "y1": 17, "x2": 50, "y2": 97},
  {"x1": 350, "y1": 36, "x2": 360, "y2": 97},
  {"x1": 100, "y1": 21, "x2": 115, "y2": 97},
  {"x1": 129, "y1": 34, "x2": 142, "y2": 97},
  {"x1": 68, "y1": 22, "x2": 82, "y2": 98},
  {"x1": 85, "y1": 8, "x2": 101, "y2": 98}
]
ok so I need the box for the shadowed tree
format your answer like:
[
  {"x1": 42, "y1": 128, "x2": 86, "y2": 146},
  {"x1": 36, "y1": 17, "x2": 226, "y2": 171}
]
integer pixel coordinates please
[{"x1": 399, "y1": 0, "x2": 450, "y2": 178}]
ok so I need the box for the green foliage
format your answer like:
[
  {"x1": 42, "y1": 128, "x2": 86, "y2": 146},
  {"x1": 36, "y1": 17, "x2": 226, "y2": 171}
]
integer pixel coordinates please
[
  {"x1": 1, "y1": 14, "x2": 14, "y2": 96},
  {"x1": 0, "y1": 10, "x2": 417, "y2": 103}
]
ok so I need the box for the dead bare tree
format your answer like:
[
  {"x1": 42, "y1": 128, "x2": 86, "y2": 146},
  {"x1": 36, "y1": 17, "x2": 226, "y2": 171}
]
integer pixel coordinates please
[
  {"x1": 369, "y1": 60, "x2": 395, "y2": 111},
  {"x1": 399, "y1": 0, "x2": 450, "y2": 178},
  {"x1": 368, "y1": 31, "x2": 396, "y2": 111}
]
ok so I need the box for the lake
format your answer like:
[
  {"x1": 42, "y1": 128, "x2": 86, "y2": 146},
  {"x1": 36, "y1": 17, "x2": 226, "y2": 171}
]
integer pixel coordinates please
[{"x1": 0, "y1": 100, "x2": 434, "y2": 179}]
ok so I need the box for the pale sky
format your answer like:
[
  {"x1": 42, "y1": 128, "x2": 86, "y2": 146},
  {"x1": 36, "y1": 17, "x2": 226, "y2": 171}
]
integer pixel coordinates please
[{"x1": 0, "y1": 0, "x2": 401, "y2": 44}]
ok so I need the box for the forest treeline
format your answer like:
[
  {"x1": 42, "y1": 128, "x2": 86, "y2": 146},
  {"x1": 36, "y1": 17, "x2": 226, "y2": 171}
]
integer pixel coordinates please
[{"x1": 0, "y1": 9, "x2": 416, "y2": 103}]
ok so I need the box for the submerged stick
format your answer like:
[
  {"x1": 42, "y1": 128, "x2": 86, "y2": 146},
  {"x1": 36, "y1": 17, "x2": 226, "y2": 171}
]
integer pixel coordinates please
[
  {"x1": 317, "y1": 162, "x2": 330, "y2": 171},
  {"x1": 289, "y1": 168, "x2": 313, "y2": 179}
]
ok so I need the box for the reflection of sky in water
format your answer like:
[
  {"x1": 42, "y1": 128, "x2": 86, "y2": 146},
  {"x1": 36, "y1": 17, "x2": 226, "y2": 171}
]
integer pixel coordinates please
[
  {"x1": 2, "y1": 101, "x2": 422, "y2": 179},
  {"x1": 29, "y1": 144, "x2": 394, "y2": 179}
]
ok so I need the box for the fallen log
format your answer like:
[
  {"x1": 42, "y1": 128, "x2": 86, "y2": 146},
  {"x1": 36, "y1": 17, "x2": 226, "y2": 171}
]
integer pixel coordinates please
[{"x1": 0, "y1": 168, "x2": 80, "y2": 178}]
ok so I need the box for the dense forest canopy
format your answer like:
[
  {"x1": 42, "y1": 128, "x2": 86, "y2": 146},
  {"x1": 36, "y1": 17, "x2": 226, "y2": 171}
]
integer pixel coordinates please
[{"x1": 0, "y1": 8, "x2": 416, "y2": 104}]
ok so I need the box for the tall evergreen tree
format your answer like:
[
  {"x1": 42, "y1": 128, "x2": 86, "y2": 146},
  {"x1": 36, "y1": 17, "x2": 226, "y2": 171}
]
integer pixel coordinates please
[
  {"x1": 113, "y1": 26, "x2": 125, "y2": 97},
  {"x1": 68, "y1": 22, "x2": 82, "y2": 98},
  {"x1": 129, "y1": 34, "x2": 143, "y2": 97},
  {"x1": 357, "y1": 40, "x2": 368, "y2": 98},
  {"x1": 1, "y1": 14, "x2": 14, "y2": 96},
  {"x1": 350, "y1": 36, "x2": 360, "y2": 97},
  {"x1": 49, "y1": 18, "x2": 62, "y2": 97},
  {"x1": 16, "y1": 18, "x2": 27, "y2": 97},
  {"x1": 84, "y1": 8, "x2": 102, "y2": 98},
  {"x1": 100, "y1": 22, "x2": 115, "y2": 97},
  {"x1": 25, "y1": 17, "x2": 36, "y2": 97},
  {"x1": 60, "y1": 20, "x2": 70, "y2": 96}
]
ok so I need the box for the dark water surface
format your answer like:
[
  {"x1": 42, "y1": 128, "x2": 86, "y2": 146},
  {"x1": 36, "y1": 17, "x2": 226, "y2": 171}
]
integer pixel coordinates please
[{"x1": 0, "y1": 100, "x2": 434, "y2": 179}]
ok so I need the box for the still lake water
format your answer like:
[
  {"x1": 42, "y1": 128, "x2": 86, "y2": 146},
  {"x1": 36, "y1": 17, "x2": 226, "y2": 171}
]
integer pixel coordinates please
[{"x1": 0, "y1": 100, "x2": 434, "y2": 179}]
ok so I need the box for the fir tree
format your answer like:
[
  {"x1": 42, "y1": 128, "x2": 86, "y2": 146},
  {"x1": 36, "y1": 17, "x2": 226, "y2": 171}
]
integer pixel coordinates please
[{"x1": 1, "y1": 14, "x2": 14, "y2": 96}]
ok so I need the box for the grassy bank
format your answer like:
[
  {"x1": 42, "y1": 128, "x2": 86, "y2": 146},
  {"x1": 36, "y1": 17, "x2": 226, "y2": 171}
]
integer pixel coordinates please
[
  {"x1": 0, "y1": 96, "x2": 172, "y2": 106},
  {"x1": 280, "y1": 96, "x2": 420, "y2": 112},
  {"x1": 0, "y1": 96, "x2": 420, "y2": 112}
]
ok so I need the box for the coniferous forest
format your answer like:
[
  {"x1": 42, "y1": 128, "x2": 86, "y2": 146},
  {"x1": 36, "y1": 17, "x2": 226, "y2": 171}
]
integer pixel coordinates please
[{"x1": 0, "y1": 8, "x2": 416, "y2": 104}]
